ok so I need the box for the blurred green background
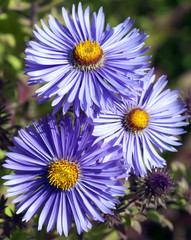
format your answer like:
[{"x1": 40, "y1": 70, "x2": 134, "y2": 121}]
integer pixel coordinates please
[{"x1": 0, "y1": 0, "x2": 191, "y2": 239}]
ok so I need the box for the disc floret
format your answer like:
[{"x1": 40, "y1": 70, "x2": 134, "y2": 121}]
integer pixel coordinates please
[
  {"x1": 122, "y1": 107, "x2": 149, "y2": 133},
  {"x1": 72, "y1": 39, "x2": 104, "y2": 71},
  {"x1": 48, "y1": 160, "x2": 79, "y2": 190}
]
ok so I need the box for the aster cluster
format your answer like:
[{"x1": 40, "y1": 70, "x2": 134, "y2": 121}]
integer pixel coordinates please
[{"x1": 2, "y1": 2, "x2": 189, "y2": 237}]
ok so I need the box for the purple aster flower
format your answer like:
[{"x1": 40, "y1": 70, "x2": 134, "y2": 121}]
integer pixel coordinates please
[
  {"x1": 25, "y1": 2, "x2": 150, "y2": 118},
  {"x1": 2, "y1": 114, "x2": 126, "y2": 236},
  {"x1": 93, "y1": 69, "x2": 189, "y2": 176}
]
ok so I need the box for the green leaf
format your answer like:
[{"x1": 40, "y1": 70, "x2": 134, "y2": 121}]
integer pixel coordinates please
[
  {"x1": 147, "y1": 210, "x2": 173, "y2": 231},
  {"x1": 162, "y1": 218, "x2": 173, "y2": 231},
  {"x1": 147, "y1": 209, "x2": 161, "y2": 222},
  {"x1": 6, "y1": 54, "x2": 22, "y2": 71},
  {"x1": 132, "y1": 220, "x2": 142, "y2": 234},
  {"x1": 5, "y1": 207, "x2": 13, "y2": 217},
  {"x1": 123, "y1": 215, "x2": 134, "y2": 227},
  {"x1": 10, "y1": 229, "x2": 27, "y2": 240}
]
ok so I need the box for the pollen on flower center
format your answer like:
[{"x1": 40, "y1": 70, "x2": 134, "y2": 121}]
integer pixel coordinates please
[
  {"x1": 72, "y1": 39, "x2": 104, "y2": 71},
  {"x1": 48, "y1": 160, "x2": 79, "y2": 190},
  {"x1": 123, "y1": 108, "x2": 149, "y2": 132}
]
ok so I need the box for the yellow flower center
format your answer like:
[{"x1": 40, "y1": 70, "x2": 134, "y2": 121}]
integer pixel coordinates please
[
  {"x1": 48, "y1": 160, "x2": 79, "y2": 190},
  {"x1": 123, "y1": 108, "x2": 149, "y2": 132},
  {"x1": 72, "y1": 39, "x2": 104, "y2": 71}
]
